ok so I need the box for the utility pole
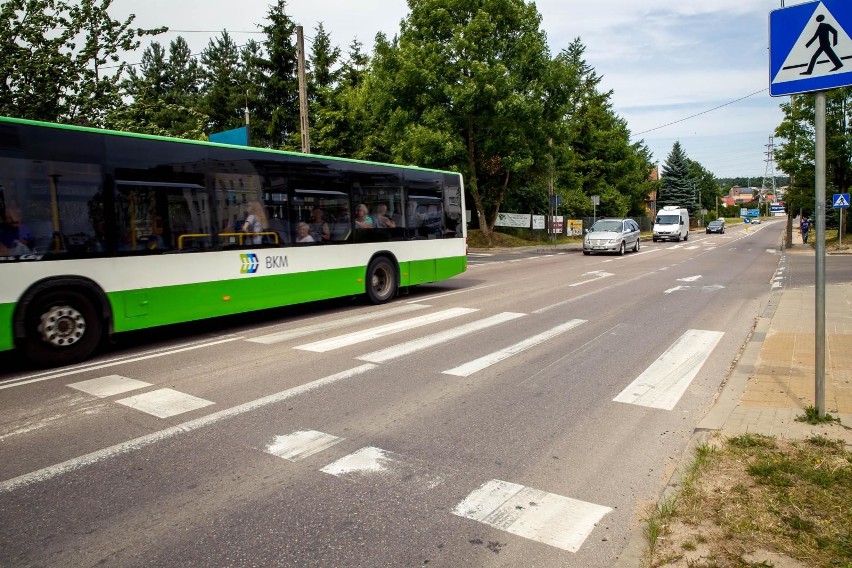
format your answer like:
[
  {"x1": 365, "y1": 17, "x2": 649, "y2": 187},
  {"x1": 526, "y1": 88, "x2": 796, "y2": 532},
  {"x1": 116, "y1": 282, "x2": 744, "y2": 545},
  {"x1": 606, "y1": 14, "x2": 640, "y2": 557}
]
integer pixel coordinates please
[
  {"x1": 296, "y1": 26, "x2": 310, "y2": 154},
  {"x1": 761, "y1": 136, "x2": 777, "y2": 218}
]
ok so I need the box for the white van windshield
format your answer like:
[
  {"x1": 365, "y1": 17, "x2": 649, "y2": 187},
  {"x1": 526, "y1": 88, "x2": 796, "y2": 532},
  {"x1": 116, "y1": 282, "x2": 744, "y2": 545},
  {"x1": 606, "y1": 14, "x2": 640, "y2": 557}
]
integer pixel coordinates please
[{"x1": 656, "y1": 215, "x2": 680, "y2": 224}]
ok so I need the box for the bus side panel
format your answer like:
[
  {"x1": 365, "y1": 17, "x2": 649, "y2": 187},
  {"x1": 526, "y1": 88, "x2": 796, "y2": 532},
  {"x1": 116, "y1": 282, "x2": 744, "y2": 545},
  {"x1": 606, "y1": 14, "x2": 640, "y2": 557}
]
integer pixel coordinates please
[
  {"x1": 108, "y1": 266, "x2": 365, "y2": 333},
  {"x1": 0, "y1": 302, "x2": 14, "y2": 352},
  {"x1": 436, "y1": 255, "x2": 467, "y2": 281},
  {"x1": 408, "y1": 258, "x2": 436, "y2": 285}
]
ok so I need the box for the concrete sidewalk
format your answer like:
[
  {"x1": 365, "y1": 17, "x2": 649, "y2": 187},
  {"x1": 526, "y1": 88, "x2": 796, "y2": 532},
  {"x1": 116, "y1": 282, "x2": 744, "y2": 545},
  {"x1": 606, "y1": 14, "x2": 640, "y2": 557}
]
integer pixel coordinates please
[
  {"x1": 698, "y1": 280, "x2": 852, "y2": 443},
  {"x1": 698, "y1": 230, "x2": 852, "y2": 444}
]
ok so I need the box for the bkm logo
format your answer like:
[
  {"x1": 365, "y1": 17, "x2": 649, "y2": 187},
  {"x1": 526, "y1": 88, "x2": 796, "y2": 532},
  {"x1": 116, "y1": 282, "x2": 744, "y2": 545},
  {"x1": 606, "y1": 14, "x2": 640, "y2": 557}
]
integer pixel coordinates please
[{"x1": 240, "y1": 253, "x2": 259, "y2": 274}]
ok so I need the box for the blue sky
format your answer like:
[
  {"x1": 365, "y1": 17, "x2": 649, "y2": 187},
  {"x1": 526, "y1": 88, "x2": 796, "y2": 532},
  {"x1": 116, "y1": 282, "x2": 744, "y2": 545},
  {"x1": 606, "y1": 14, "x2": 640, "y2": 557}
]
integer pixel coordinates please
[{"x1": 113, "y1": 0, "x2": 810, "y2": 179}]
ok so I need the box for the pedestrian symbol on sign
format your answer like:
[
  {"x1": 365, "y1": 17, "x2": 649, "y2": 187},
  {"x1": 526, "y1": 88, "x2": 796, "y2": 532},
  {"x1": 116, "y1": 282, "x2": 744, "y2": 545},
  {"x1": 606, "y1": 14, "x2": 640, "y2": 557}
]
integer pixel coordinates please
[
  {"x1": 772, "y1": 2, "x2": 852, "y2": 86},
  {"x1": 801, "y1": 15, "x2": 844, "y2": 74}
]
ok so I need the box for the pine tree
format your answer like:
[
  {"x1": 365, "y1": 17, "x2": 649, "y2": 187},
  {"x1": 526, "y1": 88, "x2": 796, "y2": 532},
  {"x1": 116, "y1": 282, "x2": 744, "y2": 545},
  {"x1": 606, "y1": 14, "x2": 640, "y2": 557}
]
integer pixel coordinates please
[
  {"x1": 253, "y1": 0, "x2": 300, "y2": 150},
  {"x1": 659, "y1": 142, "x2": 698, "y2": 213}
]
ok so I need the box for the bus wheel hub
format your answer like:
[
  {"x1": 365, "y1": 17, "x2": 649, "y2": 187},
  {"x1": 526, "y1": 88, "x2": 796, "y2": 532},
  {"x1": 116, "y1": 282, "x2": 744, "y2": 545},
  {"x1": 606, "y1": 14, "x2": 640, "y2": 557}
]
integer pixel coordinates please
[{"x1": 39, "y1": 306, "x2": 86, "y2": 347}]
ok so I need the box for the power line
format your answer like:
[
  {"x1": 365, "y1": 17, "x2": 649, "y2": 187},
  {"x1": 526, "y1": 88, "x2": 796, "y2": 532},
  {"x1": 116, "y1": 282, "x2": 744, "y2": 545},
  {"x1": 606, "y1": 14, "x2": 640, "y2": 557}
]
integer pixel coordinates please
[{"x1": 631, "y1": 88, "x2": 770, "y2": 137}]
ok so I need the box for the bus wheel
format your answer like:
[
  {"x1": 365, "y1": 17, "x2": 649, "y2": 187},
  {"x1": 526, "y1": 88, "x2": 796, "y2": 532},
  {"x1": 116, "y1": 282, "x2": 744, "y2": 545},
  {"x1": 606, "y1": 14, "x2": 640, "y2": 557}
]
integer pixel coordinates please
[
  {"x1": 23, "y1": 290, "x2": 103, "y2": 366},
  {"x1": 366, "y1": 257, "x2": 397, "y2": 304}
]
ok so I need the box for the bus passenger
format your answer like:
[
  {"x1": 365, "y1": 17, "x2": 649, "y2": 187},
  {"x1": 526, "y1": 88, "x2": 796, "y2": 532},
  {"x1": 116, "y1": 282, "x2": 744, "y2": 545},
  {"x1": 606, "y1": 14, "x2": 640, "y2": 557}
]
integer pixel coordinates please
[
  {"x1": 242, "y1": 201, "x2": 268, "y2": 244},
  {"x1": 295, "y1": 222, "x2": 315, "y2": 243},
  {"x1": 309, "y1": 207, "x2": 330, "y2": 241},
  {"x1": 0, "y1": 203, "x2": 34, "y2": 255},
  {"x1": 354, "y1": 204, "x2": 374, "y2": 229},
  {"x1": 374, "y1": 204, "x2": 396, "y2": 228},
  {"x1": 330, "y1": 205, "x2": 351, "y2": 241}
]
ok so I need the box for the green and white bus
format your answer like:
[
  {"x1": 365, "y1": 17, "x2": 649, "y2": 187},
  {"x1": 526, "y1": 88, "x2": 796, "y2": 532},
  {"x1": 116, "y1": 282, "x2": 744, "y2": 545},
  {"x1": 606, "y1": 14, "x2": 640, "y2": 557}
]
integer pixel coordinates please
[{"x1": 0, "y1": 116, "x2": 467, "y2": 366}]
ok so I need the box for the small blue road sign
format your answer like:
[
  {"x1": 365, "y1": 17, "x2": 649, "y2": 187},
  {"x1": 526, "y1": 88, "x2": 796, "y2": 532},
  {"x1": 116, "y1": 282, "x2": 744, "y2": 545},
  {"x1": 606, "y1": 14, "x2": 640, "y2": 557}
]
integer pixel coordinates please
[
  {"x1": 770, "y1": 0, "x2": 852, "y2": 96},
  {"x1": 833, "y1": 193, "x2": 850, "y2": 208}
]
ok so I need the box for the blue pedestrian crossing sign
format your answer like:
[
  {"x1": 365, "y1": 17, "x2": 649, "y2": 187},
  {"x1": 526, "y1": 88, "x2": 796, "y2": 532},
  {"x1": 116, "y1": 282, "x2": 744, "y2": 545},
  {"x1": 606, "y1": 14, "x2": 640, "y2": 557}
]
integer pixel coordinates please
[
  {"x1": 770, "y1": 0, "x2": 852, "y2": 96},
  {"x1": 833, "y1": 193, "x2": 850, "y2": 208}
]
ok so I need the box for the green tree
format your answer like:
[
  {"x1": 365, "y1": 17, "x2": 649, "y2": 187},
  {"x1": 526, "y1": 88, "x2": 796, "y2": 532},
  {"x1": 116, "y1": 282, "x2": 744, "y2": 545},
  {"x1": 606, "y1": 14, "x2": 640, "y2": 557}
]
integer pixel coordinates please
[
  {"x1": 309, "y1": 36, "x2": 376, "y2": 159},
  {"x1": 687, "y1": 159, "x2": 722, "y2": 220},
  {"x1": 0, "y1": 0, "x2": 164, "y2": 123},
  {"x1": 200, "y1": 30, "x2": 244, "y2": 135},
  {"x1": 252, "y1": 0, "x2": 300, "y2": 149},
  {"x1": 776, "y1": 88, "x2": 851, "y2": 242},
  {"x1": 368, "y1": 0, "x2": 553, "y2": 243},
  {"x1": 538, "y1": 40, "x2": 654, "y2": 220},
  {"x1": 659, "y1": 142, "x2": 698, "y2": 214},
  {"x1": 106, "y1": 38, "x2": 206, "y2": 139},
  {"x1": 307, "y1": 23, "x2": 342, "y2": 155}
]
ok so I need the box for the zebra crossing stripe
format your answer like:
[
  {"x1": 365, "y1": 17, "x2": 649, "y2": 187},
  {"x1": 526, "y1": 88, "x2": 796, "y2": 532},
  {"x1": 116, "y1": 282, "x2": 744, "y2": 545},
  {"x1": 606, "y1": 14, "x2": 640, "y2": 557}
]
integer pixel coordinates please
[
  {"x1": 442, "y1": 319, "x2": 586, "y2": 377},
  {"x1": 357, "y1": 312, "x2": 526, "y2": 363},
  {"x1": 295, "y1": 308, "x2": 478, "y2": 353},
  {"x1": 266, "y1": 430, "x2": 343, "y2": 461},
  {"x1": 452, "y1": 479, "x2": 612, "y2": 552},
  {"x1": 248, "y1": 303, "x2": 430, "y2": 344},
  {"x1": 613, "y1": 329, "x2": 724, "y2": 410}
]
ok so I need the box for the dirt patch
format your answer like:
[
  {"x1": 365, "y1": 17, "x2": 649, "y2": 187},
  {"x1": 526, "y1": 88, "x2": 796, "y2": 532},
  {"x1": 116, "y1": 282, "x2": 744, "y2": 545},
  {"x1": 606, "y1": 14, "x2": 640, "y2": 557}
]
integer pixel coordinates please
[{"x1": 646, "y1": 432, "x2": 852, "y2": 568}]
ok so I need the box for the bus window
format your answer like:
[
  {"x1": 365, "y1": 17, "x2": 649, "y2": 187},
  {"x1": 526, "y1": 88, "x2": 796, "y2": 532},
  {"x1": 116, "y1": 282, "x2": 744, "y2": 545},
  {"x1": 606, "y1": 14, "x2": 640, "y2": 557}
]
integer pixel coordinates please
[
  {"x1": 351, "y1": 169, "x2": 403, "y2": 242},
  {"x1": 0, "y1": 156, "x2": 104, "y2": 257},
  {"x1": 115, "y1": 182, "x2": 212, "y2": 252},
  {"x1": 208, "y1": 160, "x2": 270, "y2": 248},
  {"x1": 404, "y1": 171, "x2": 444, "y2": 239}
]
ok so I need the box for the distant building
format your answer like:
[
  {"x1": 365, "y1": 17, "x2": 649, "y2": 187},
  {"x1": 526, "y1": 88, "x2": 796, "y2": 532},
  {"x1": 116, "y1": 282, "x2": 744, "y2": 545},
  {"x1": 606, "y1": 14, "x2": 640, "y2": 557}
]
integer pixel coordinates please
[{"x1": 722, "y1": 186, "x2": 758, "y2": 207}]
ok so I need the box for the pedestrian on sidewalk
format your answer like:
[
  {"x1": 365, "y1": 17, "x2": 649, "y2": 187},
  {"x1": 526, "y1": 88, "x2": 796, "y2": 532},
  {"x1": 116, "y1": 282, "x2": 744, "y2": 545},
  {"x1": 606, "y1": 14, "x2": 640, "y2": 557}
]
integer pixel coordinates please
[{"x1": 800, "y1": 216, "x2": 810, "y2": 243}]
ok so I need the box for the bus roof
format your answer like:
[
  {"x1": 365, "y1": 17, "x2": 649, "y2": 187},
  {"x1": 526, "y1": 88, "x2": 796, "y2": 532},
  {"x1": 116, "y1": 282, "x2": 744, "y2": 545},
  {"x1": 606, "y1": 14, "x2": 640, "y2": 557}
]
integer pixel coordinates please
[{"x1": 0, "y1": 115, "x2": 460, "y2": 177}]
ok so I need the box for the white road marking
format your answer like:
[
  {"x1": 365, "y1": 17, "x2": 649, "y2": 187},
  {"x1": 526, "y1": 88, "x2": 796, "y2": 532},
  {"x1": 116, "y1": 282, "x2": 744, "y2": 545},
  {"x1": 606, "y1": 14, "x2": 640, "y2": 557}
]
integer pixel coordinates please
[
  {"x1": 443, "y1": 319, "x2": 586, "y2": 377},
  {"x1": 405, "y1": 283, "x2": 501, "y2": 303},
  {"x1": 767, "y1": 248, "x2": 777, "y2": 254},
  {"x1": 677, "y1": 275, "x2": 702, "y2": 282},
  {"x1": 295, "y1": 308, "x2": 477, "y2": 353},
  {"x1": 613, "y1": 329, "x2": 724, "y2": 410},
  {"x1": 266, "y1": 430, "x2": 343, "y2": 461},
  {"x1": 115, "y1": 388, "x2": 214, "y2": 419},
  {"x1": 569, "y1": 271, "x2": 613, "y2": 287},
  {"x1": 321, "y1": 446, "x2": 392, "y2": 475},
  {"x1": 0, "y1": 337, "x2": 244, "y2": 391},
  {"x1": 0, "y1": 364, "x2": 377, "y2": 494},
  {"x1": 664, "y1": 286, "x2": 690, "y2": 294},
  {"x1": 452, "y1": 479, "x2": 612, "y2": 552},
  {"x1": 248, "y1": 303, "x2": 430, "y2": 344},
  {"x1": 357, "y1": 312, "x2": 526, "y2": 363},
  {"x1": 320, "y1": 447, "x2": 445, "y2": 490},
  {"x1": 702, "y1": 284, "x2": 726, "y2": 292},
  {"x1": 68, "y1": 375, "x2": 151, "y2": 397}
]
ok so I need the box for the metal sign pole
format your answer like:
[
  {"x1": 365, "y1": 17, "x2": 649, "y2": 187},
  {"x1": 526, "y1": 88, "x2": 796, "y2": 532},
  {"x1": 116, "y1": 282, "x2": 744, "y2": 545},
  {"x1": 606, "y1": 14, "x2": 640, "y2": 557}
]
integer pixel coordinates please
[{"x1": 815, "y1": 91, "x2": 826, "y2": 418}]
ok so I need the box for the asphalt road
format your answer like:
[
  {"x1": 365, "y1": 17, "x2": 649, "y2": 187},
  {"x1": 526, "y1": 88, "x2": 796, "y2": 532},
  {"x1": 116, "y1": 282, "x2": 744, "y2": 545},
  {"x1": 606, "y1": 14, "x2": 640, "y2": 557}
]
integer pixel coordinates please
[{"x1": 0, "y1": 221, "x2": 787, "y2": 567}]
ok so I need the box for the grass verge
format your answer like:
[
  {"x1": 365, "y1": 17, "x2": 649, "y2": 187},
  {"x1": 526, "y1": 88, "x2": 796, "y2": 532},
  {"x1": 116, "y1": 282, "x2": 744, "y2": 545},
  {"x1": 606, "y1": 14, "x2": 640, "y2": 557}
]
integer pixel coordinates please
[{"x1": 644, "y1": 432, "x2": 852, "y2": 568}]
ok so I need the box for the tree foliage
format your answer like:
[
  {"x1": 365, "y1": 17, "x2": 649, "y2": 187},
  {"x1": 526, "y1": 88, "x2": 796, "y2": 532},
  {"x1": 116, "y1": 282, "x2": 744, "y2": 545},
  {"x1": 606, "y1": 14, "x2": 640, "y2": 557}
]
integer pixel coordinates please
[
  {"x1": 1, "y1": 0, "x2": 674, "y2": 240},
  {"x1": 0, "y1": 0, "x2": 164, "y2": 124},
  {"x1": 659, "y1": 142, "x2": 698, "y2": 214}
]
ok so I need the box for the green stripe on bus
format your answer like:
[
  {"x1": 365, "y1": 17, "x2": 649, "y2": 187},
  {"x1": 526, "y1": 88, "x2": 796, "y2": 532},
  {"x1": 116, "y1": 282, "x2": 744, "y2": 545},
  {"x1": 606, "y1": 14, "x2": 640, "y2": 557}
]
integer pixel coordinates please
[
  {"x1": 107, "y1": 257, "x2": 466, "y2": 333},
  {"x1": 0, "y1": 303, "x2": 14, "y2": 351}
]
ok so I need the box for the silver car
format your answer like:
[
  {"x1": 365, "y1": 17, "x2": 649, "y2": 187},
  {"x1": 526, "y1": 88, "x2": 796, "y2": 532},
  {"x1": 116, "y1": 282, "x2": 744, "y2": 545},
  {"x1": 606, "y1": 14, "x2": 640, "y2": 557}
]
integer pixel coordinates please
[{"x1": 583, "y1": 218, "x2": 641, "y2": 255}]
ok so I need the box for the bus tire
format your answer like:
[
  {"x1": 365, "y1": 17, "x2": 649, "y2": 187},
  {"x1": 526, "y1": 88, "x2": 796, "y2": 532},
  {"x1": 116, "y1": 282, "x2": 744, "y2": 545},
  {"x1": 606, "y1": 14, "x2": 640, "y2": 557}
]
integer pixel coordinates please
[
  {"x1": 365, "y1": 257, "x2": 397, "y2": 305},
  {"x1": 23, "y1": 289, "x2": 103, "y2": 367}
]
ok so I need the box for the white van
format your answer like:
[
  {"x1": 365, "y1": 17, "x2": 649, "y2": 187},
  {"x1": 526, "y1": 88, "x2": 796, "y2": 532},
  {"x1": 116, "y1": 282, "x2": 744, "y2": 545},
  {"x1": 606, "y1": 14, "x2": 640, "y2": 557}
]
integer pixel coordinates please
[{"x1": 653, "y1": 206, "x2": 690, "y2": 242}]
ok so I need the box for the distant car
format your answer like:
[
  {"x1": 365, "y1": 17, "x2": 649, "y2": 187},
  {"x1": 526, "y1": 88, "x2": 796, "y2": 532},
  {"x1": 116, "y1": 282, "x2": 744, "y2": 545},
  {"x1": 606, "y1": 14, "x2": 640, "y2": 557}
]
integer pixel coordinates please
[
  {"x1": 583, "y1": 218, "x2": 641, "y2": 255},
  {"x1": 706, "y1": 220, "x2": 725, "y2": 234},
  {"x1": 751, "y1": 217, "x2": 762, "y2": 224}
]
